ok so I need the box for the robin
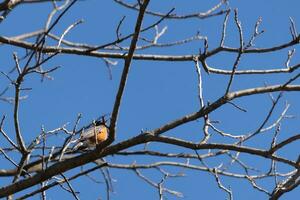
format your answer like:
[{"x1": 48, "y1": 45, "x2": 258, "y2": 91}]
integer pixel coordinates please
[
  {"x1": 73, "y1": 120, "x2": 109, "y2": 150},
  {"x1": 2, "y1": 120, "x2": 109, "y2": 176}
]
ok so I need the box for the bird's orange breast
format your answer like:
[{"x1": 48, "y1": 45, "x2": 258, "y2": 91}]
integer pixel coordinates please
[
  {"x1": 87, "y1": 126, "x2": 108, "y2": 144},
  {"x1": 97, "y1": 127, "x2": 108, "y2": 142}
]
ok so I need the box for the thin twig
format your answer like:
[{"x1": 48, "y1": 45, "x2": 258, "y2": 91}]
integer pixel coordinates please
[
  {"x1": 225, "y1": 9, "x2": 244, "y2": 94},
  {"x1": 60, "y1": 173, "x2": 80, "y2": 200},
  {"x1": 0, "y1": 115, "x2": 19, "y2": 151},
  {"x1": 114, "y1": 0, "x2": 228, "y2": 19}
]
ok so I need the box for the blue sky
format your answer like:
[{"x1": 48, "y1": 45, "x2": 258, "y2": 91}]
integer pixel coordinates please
[{"x1": 0, "y1": 0, "x2": 299, "y2": 199}]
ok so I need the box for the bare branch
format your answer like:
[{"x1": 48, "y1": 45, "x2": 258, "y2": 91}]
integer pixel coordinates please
[
  {"x1": 225, "y1": 9, "x2": 244, "y2": 94},
  {"x1": 0, "y1": 115, "x2": 19, "y2": 151},
  {"x1": 60, "y1": 173, "x2": 80, "y2": 200},
  {"x1": 134, "y1": 169, "x2": 182, "y2": 197},
  {"x1": 109, "y1": 0, "x2": 150, "y2": 143},
  {"x1": 57, "y1": 19, "x2": 83, "y2": 48},
  {"x1": 114, "y1": 0, "x2": 228, "y2": 20},
  {"x1": 220, "y1": 9, "x2": 230, "y2": 46}
]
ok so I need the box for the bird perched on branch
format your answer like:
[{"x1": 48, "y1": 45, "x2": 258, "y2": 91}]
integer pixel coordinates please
[
  {"x1": 0, "y1": 119, "x2": 109, "y2": 177},
  {"x1": 73, "y1": 120, "x2": 109, "y2": 151}
]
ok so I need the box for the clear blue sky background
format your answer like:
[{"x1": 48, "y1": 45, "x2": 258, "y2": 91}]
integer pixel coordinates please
[{"x1": 0, "y1": 0, "x2": 299, "y2": 199}]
